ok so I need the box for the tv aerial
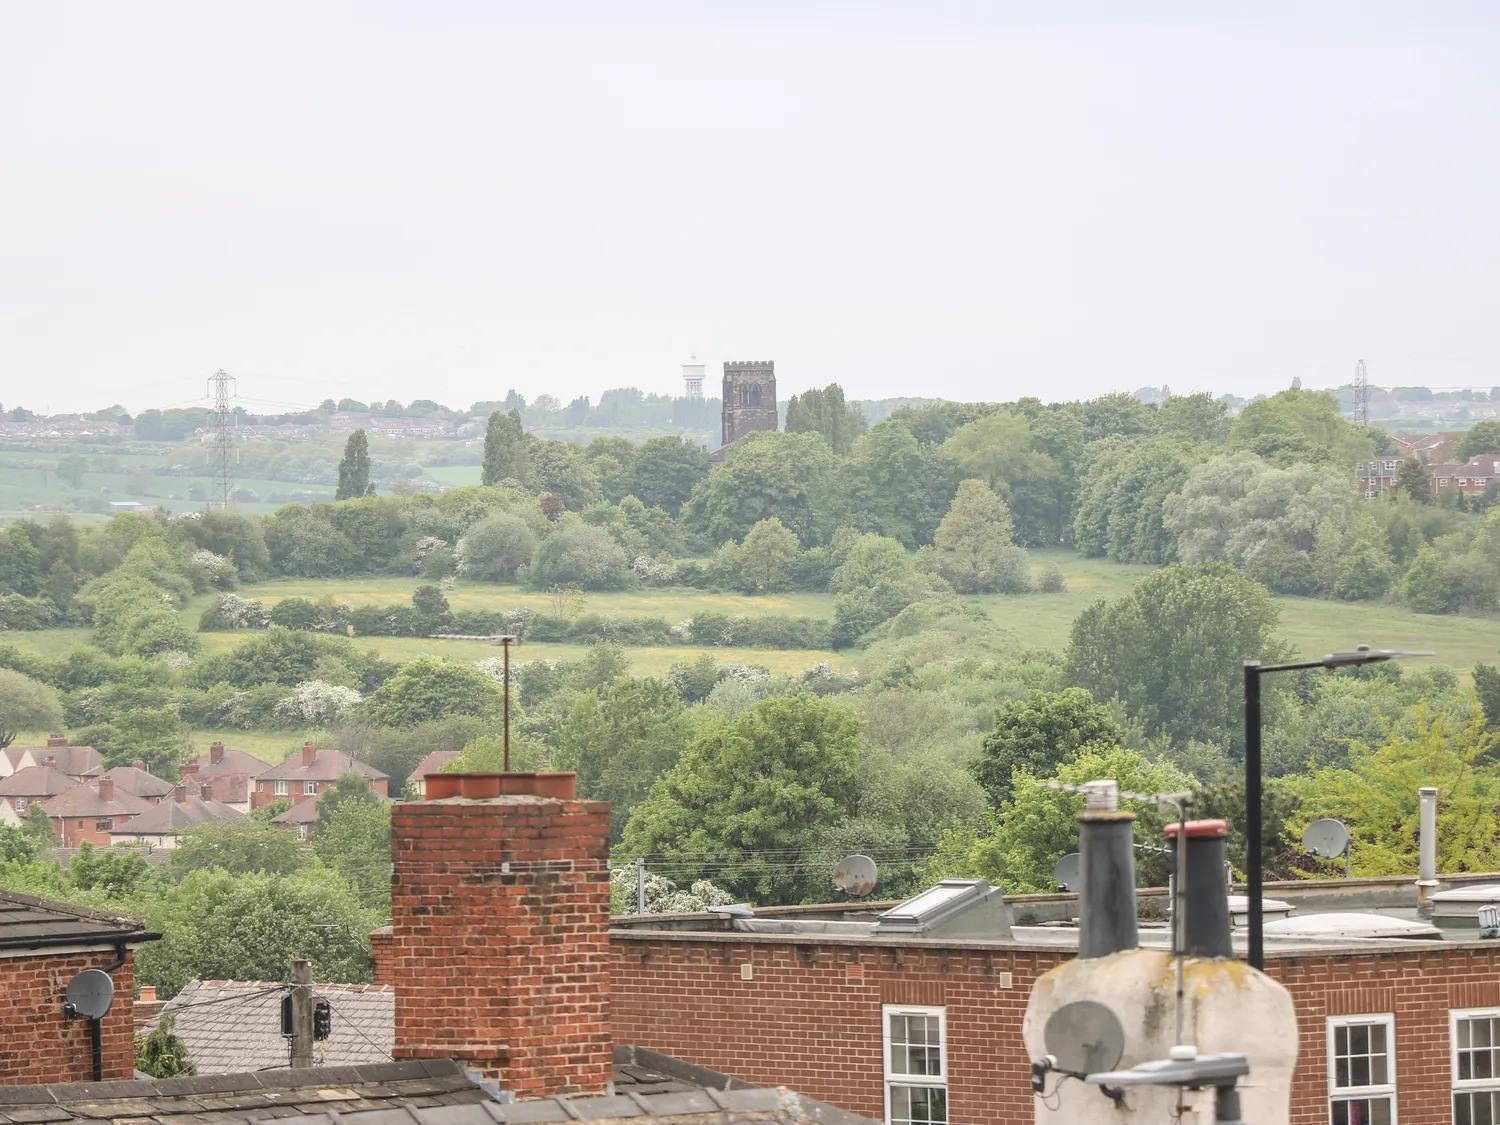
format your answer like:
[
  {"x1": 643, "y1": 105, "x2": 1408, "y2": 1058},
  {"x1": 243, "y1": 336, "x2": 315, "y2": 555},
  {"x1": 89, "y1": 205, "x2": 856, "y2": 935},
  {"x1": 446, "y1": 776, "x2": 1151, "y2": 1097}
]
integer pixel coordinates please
[
  {"x1": 1303, "y1": 818, "x2": 1352, "y2": 877},
  {"x1": 1053, "y1": 852, "x2": 1081, "y2": 893},
  {"x1": 62, "y1": 969, "x2": 115, "y2": 1021},
  {"x1": 832, "y1": 854, "x2": 878, "y2": 897}
]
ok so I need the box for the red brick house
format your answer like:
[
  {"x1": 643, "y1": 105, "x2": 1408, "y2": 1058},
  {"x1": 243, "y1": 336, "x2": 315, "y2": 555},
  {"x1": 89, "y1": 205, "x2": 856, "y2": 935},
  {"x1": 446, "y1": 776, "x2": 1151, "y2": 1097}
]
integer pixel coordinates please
[
  {"x1": 405, "y1": 749, "x2": 459, "y2": 797},
  {"x1": 1429, "y1": 452, "x2": 1500, "y2": 495},
  {"x1": 0, "y1": 889, "x2": 153, "y2": 1084},
  {"x1": 108, "y1": 781, "x2": 242, "y2": 848},
  {"x1": 93, "y1": 764, "x2": 172, "y2": 803},
  {"x1": 0, "y1": 764, "x2": 79, "y2": 815},
  {"x1": 179, "y1": 740, "x2": 269, "y2": 813},
  {"x1": 250, "y1": 743, "x2": 387, "y2": 811},
  {"x1": 40, "y1": 777, "x2": 153, "y2": 847},
  {"x1": 7, "y1": 735, "x2": 104, "y2": 779}
]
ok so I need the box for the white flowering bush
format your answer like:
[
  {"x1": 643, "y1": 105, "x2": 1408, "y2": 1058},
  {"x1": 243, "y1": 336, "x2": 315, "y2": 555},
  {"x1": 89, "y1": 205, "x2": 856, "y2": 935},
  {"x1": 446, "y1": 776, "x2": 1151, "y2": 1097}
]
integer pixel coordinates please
[
  {"x1": 413, "y1": 536, "x2": 448, "y2": 573},
  {"x1": 668, "y1": 617, "x2": 694, "y2": 641},
  {"x1": 190, "y1": 549, "x2": 238, "y2": 590},
  {"x1": 719, "y1": 661, "x2": 770, "y2": 684},
  {"x1": 274, "y1": 680, "x2": 363, "y2": 726},
  {"x1": 609, "y1": 865, "x2": 736, "y2": 915},
  {"x1": 474, "y1": 657, "x2": 517, "y2": 686},
  {"x1": 208, "y1": 593, "x2": 271, "y2": 629},
  {"x1": 631, "y1": 555, "x2": 679, "y2": 584}
]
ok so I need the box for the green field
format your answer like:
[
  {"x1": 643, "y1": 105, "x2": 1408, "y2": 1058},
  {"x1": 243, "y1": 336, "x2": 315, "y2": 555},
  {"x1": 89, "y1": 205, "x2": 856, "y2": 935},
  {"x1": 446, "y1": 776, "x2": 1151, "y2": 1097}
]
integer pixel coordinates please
[{"x1": 9, "y1": 551, "x2": 1500, "y2": 677}]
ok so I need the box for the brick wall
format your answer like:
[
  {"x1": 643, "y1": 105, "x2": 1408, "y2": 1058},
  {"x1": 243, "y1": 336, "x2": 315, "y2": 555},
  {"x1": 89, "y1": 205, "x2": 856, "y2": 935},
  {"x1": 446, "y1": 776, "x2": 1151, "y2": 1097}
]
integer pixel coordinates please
[
  {"x1": 0, "y1": 950, "x2": 135, "y2": 1084},
  {"x1": 387, "y1": 777, "x2": 613, "y2": 1099},
  {"x1": 610, "y1": 931, "x2": 1500, "y2": 1125}
]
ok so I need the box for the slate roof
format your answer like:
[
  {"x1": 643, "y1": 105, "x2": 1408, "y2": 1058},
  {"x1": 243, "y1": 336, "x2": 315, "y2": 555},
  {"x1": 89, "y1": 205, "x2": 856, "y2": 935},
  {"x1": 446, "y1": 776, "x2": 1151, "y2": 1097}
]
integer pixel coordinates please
[
  {"x1": 0, "y1": 888, "x2": 152, "y2": 950},
  {"x1": 110, "y1": 796, "x2": 242, "y2": 838},
  {"x1": 0, "y1": 765, "x2": 79, "y2": 800},
  {"x1": 272, "y1": 798, "x2": 322, "y2": 827},
  {"x1": 0, "y1": 1060, "x2": 489, "y2": 1125},
  {"x1": 258, "y1": 749, "x2": 387, "y2": 784},
  {"x1": 186, "y1": 745, "x2": 273, "y2": 776},
  {"x1": 95, "y1": 765, "x2": 174, "y2": 800},
  {"x1": 41, "y1": 782, "x2": 153, "y2": 820},
  {"x1": 0, "y1": 1057, "x2": 876, "y2": 1125},
  {"x1": 21, "y1": 745, "x2": 104, "y2": 778},
  {"x1": 147, "y1": 981, "x2": 394, "y2": 1071}
]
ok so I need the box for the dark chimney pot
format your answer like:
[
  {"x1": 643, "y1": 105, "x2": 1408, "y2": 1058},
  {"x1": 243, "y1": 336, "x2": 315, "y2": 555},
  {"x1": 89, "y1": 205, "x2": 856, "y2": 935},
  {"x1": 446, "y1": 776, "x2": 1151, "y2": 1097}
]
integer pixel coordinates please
[
  {"x1": 1164, "y1": 819, "x2": 1233, "y2": 958},
  {"x1": 1076, "y1": 781, "x2": 1139, "y2": 959}
]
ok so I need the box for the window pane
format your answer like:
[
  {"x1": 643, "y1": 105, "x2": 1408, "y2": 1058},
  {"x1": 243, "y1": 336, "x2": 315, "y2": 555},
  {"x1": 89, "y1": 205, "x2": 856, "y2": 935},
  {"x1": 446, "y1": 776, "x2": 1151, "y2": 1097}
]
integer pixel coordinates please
[
  {"x1": 1369, "y1": 1024, "x2": 1386, "y2": 1053},
  {"x1": 1477, "y1": 1019, "x2": 1494, "y2": 1048},
  {"x1": 1332, "y1": 1101, "x2": 1350, "y2": 1125},
  {"x1": 1369, "y1": 1054, "x2": 1386, "y2": 1085},
  {"x1": 1336, "y1": 1026, "x2": 1349, "y2": 1055},
  {"x1": 1372, "y1": 1096, "x2": 1392, "y2": 1125},
  {"x1": 1336, "y1": 1059, "x2": 1349, "y2": 1087},
  {"x1": 1350, "y1": 1057, "x2": 1369, "y2": 1087},
  {"x1": 1350, "y1": 1025, "x2": 1369, "y2": 1053}
]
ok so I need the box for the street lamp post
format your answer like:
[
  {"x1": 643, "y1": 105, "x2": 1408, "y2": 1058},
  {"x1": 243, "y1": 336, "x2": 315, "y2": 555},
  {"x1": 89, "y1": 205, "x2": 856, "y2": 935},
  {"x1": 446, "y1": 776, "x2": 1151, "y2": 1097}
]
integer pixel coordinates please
[
  {"x1": 498, "y1": 635, "x2": 517, "y2": 771},
  {"x1": 1244, "y1": 645, "x2": 1430, "y2": 970}
]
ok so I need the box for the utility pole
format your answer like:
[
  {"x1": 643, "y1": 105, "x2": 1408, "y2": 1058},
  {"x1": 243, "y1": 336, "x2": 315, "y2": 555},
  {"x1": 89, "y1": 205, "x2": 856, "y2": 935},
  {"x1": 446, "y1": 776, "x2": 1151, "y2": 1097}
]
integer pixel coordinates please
[
  {"x1": 289, "y1": 959, "x2": 314, "y2": 1069},
  {"x1": 499, "y1": 634, "x2": 516, "y2": 770},
  {"x1": 1354, "y1": 359, "x2": 1369, "y2": 427},
  {"x1": 207, "y1": 368, "x2": 237, "y2": 509}
]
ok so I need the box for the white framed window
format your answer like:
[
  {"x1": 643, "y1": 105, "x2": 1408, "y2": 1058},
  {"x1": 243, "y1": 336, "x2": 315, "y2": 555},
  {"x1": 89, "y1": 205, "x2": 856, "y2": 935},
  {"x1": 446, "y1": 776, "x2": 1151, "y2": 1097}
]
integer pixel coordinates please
[
  {"x1": 274, "y1": 780, "x2": 288, "y2": 796},
  {"x1": 883, "y1": 1005, "x2": 947, "y2": 1125},
  {"x1": 1328, "y1": 1014, "x2": 1396, "y2": 1124},
  {"x1": 1452, "y1": 1008, "x2": 1500, "y2": 1124},
  {"x1": 304, "y1": 781, "x2": 318, "y2": 795}
]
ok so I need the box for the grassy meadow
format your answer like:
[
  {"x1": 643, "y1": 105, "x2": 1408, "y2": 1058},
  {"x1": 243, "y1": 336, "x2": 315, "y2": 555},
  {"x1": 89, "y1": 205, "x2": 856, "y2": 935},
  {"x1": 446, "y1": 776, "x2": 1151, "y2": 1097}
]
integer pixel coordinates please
[{"x1": 7, "y1": 551, "x2": 1499, "y2": 682}]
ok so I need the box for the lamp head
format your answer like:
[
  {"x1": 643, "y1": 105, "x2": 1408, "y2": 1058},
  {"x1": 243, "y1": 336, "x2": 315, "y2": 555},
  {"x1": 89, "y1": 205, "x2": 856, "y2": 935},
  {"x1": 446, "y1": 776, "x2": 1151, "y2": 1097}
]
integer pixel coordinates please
[{"x1": 1322, "y1": 644, "x2": 1433, "y2": 668}]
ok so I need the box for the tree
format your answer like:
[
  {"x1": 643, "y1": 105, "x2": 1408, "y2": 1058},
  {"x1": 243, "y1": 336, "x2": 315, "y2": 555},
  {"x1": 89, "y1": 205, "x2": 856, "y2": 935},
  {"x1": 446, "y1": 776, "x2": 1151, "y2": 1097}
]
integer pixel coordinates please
[
  {"x1": 631, "y1": 437, "x2": 710, "y2": 515},
  {"x1": 0, "y1": 668, "x2": 63, "y2": 750},
  {"x1": 135, "y1": 1014, "x2": 195, "y2": 1078},
  {"x1": 736, "y1": 518, "x2": 800, "y2": 592},
  {"x1": 1286, "y1": 709, "x2": 1500, "y2": 876},
  {"x1": 22, "y1": 801, "x2": 55, "y2": 845},
  {"x1": 170, "y1": 818, "x2": 307, "y2": 877},
  {"x1": 620, "y1": 696, "x2": 863, "y2": 904},
  {"x1": 1396, "y1": 457, "x2": 1432, "y2": 504},
  {"x1": 557, "y1": 677, "x2": 694, "y2": 837},
  {"x1": 1475, "y1": 662, "x2": 1500, "y2": 730},
  {"x1": 481, "y1": 410, "x2": 529, "y2": 486},
  {"x1": 410, "y1": 584, "x2": 452, "y2": 633},
  {"x1": 0, "y1": 823, "x2": 37, "y2": 864},
  {"x1": 1073, "y1": 438, "x2": 1197, "y2": 564},
  {"x1": 930, "y1": 480, "x2": 1029, "y2": 594},
  {"x1": 835, "y1": 421, "x2": 957, "y2": 547},
  {"x1": 320, "y1": 771, "x2": 380, "y2": 815},
  {"x1": 686, "y1": 432, "x2": 838, "y2": 546},
  {"x1": 363, "y1": 657, "x2": 501, "y2": 727},
  {"x1": 524, "y1": 520, "x2": 630, "y2": 590},
  {"x1": 313, "y1": 796, "x2": 391, "y2": 910},
  {"x1": 1398, "y1": 545, "x2": 1467, "y2": 614},
  {"x1": 1155, "y1": 392, "x2": 1230, "y2": 444},
  {"x1": 132, "y1": 868, "x2": 377, "y2": 998},
  {"x1": 456, "y1": 512, "x2": 537, "y2": 581},
  {"x1": 784, "y1": 384, "x2": 867, "y2": 455},
  {"x1": 334, "y1": 430, "x2": 372, "y2": 500},
  {"x1": 1458, "y1": 421, "x2": 1500, "y2": 461},
  {"x1": 530, "y1": 440, "x2": 602, "y2": 510},
  {"x1": 1229, "y1": 388, "x2": 1374, "y2": 466},
  {"x1": 931, "y1": 745, "x2": 1189, "y2": 894},
  {"x1": 971, "y1": 688, "x2": 1124, "y2": 807},
  {"x1": 1065, "y1": 565, "x2": 1288, "y2": 749},
  {"x1": 68, "y1": 843, "x2": 151, "y2": 897},
  {"x1": 829, "y1": 535, "x2": 939, "y2": 647},
  {"x1": 106, "y1": 707, "x2": 190, "y2": 778},
  {"x1": 939, "y1": 411, "x2": 1069, "y2": 547}
]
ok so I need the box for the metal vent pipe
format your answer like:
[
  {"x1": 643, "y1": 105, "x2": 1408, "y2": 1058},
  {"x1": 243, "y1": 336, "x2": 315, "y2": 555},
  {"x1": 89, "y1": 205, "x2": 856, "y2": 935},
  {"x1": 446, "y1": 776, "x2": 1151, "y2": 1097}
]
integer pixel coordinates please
[
  {"x1": 1165, "y1": 819, "x2": 1232, "y2": 958},
  {"x1": 1077, "y1": 780, "x2": 1139, "y2": 958},
  {"x1": 1417, "y1": 786, "x2": 1438, "y2": 906}
]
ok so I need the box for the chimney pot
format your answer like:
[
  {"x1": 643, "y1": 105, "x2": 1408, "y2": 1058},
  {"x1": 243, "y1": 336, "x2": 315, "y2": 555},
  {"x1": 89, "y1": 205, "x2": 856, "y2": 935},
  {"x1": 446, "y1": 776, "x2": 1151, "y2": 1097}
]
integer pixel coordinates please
[
  {"x1": 1164, "y1": 819, "x2": 1233, "y2": 958},
  {"x1": 301, "y1": 742, "x2": 317, "y2": 767},
  {"x1": 1076, "y1": 780, "x2": 1138, "y2": 959},
  {"x1": 98, "y1": 778, "x2": 114, "y2": 803},
  {"x1": 43, "y1": 755, "x2": 55, "y2": 769},
  {"x1": 199, "y1": 780, "x2": 212, "y2": 802},
  {"x1": 138, "y1": 986, "x2": 157, "y2": 1003}
]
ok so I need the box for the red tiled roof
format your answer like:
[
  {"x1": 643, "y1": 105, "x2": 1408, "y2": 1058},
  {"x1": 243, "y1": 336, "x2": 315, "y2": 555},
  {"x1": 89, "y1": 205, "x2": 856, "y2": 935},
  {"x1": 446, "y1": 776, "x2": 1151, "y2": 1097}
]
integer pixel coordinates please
[
  {"x1": 14, "y1": 745, "x2": 103, "y2": 778},
  {"x1": 96, "y1": 765, "x2": 174, "y2": 799},
  {"x1": 257, "y1": 748, "x2": 387, "y2": 783},
  {"x1": 186, "y1": 745, "x2": 272, "y2": 776},
  {"x1": 41, "y1": 782, "x2": 153, "y2": 819},
  {"x1": 0, "y1": 765, "x2": 79, "y2": 799},
  {"x1": 112, "y1": 796, "x2": 242, "y2": 837},
  {"x1": 409, "y1": 750, "x2": 460, "y2": 785}
]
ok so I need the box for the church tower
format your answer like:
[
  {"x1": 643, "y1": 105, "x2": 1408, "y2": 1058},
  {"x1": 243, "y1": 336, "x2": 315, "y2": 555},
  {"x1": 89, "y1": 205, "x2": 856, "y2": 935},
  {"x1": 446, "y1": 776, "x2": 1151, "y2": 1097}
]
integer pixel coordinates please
[{"x1": 721, "y1": 360, "x2": 777, "y2": 447}]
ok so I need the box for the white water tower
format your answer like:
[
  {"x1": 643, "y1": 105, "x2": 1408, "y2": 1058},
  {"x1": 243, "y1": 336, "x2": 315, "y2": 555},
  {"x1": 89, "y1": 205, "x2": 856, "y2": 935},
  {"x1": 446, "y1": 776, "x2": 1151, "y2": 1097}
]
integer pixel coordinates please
[{"x1": 682, "y1": 355, "x2": 705, "y2": 400}]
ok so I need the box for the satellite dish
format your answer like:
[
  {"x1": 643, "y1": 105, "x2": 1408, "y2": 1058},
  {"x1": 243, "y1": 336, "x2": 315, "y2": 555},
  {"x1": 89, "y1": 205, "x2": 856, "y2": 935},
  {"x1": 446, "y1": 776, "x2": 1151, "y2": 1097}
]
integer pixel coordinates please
[
  {"x1": 832, "y1": 854, "x2": 878, "y2": 897},
  {"x1": 1053, "y1": 852, "x2": 1081, "y2": 892},
  {"x1": 1303, "y1": 818, "x2": 1350, "y2": 859},
  {"x1": 64, "y1": 969, "x2": 115, "y2": 1020},
  {"x1": 1044, "y1": 1000, "x2": 1125, "y2": 1075}
]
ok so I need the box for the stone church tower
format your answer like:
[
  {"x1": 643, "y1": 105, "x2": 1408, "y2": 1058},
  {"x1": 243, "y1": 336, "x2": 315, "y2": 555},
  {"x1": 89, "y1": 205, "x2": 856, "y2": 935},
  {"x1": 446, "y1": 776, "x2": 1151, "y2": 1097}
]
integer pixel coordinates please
[{"x1": 721, "y1": 360, "x2": 777, "y2": 447}]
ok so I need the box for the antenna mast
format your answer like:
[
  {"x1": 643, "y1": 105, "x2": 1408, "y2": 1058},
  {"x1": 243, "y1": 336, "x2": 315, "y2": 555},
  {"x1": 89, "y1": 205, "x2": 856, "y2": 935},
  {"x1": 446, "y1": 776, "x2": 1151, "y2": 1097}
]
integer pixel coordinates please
[
  {"x1": 1354, "y1": 359, "x2": 1369, "y2": 427},
  {"x1": 207, "y1": 368, "x2": 237, "y2": 509}
]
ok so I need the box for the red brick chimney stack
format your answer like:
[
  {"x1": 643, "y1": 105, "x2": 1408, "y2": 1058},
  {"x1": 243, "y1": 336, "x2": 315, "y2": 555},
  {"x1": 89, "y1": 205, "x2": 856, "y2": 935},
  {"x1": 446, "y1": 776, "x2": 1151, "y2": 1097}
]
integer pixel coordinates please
[
  {"x1": 387, "y1": 771, "x2": 612, "y2": 1098},
  {"x1": 47, "y1": 735, "x2": 66, "y2": 748},
  {"x1": 301, "y1": 742, "x2": 317, "y2": 768},
  {"x1": 98, "y1": 777, "x2": 114, "y2": 803},
  {"x1": 134, "y1": 759, "x2": 146, "y2": 773},
  {"x1": 210, "y1": 741, "x2": 225, "y2": 766},
  {"x1": 199, "y1": 780, "x2": 213, "y2": 802}
]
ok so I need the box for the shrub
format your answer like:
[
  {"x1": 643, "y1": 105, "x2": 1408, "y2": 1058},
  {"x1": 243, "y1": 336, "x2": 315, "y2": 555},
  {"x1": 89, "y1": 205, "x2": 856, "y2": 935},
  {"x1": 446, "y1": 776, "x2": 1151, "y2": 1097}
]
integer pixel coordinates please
[{"x1": 524, "y1": 521, "x2": 631, "y2": 590}]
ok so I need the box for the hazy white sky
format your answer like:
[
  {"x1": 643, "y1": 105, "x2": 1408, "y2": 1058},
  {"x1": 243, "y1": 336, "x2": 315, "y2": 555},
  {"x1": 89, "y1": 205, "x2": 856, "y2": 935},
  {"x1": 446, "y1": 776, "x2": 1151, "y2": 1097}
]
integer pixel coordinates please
[{"x1": 3, "y1": 2, "x2": 1498, "y2": 413}]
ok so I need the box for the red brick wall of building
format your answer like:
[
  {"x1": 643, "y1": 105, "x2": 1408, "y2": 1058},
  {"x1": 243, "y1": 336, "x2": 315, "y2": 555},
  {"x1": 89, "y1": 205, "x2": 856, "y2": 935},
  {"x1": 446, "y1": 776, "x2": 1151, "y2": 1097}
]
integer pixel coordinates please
[
  {"x1": 610, "y1": 932, "x2": 1500, "y2": 1125},
  {"x1": 387, "y1": 790, "x2": 613, "y2": 1099},
  {"x1": 53, "y1": 816, "x2": 125, "y2": 848},
  {"x1": 0, "y1": 950, "x2": 135, "y2": 1084}
]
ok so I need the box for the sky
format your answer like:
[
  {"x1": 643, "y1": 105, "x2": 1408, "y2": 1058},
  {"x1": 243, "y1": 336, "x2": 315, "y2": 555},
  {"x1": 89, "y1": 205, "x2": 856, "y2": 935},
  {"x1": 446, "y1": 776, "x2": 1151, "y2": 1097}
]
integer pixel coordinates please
[{"x1": 2, "y1": 1, "x2": 1499, "y2": 414}]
